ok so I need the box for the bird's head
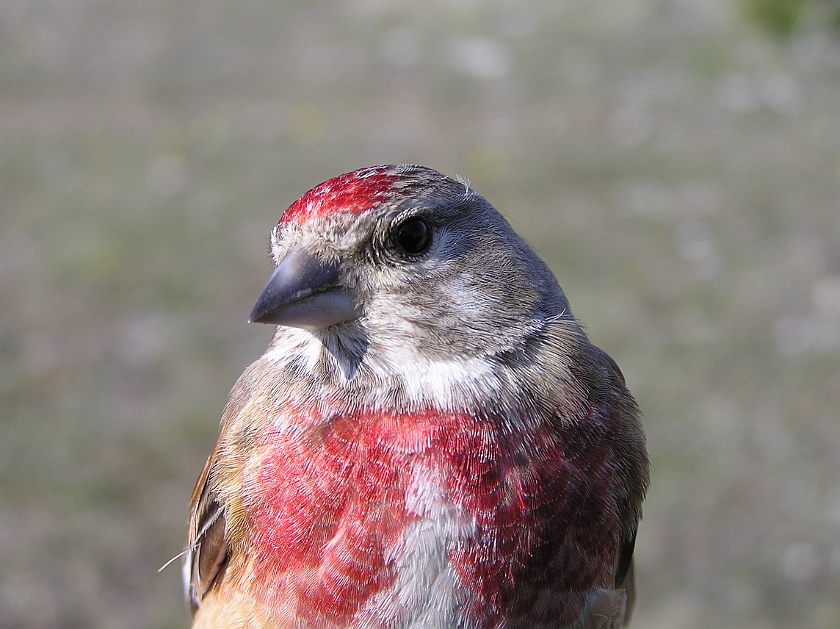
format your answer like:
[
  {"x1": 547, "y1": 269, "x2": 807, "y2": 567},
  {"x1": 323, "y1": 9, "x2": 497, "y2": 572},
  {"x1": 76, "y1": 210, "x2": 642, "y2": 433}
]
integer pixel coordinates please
[{"x1": 250, "y1": 165, "x2": 573, "y2": 364}]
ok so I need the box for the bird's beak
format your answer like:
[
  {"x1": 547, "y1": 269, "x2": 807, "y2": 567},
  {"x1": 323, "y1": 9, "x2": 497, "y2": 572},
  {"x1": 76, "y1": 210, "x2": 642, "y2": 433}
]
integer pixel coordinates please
[{"x1": 248, "y1": 246, "x2": 362, "y2": 330}]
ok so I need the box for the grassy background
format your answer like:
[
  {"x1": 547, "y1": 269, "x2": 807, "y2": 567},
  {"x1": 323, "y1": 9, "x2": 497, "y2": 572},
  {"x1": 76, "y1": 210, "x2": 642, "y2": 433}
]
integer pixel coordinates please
[{"x1": 2, "y1": 1, "x2": 840, "y2": 627}]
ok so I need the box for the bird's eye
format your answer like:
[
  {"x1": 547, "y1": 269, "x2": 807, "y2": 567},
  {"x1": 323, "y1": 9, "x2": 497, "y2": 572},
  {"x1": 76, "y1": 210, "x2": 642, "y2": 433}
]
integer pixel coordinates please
[{"x1": 394, "y1": 218, "x2": 431, "y2": 255}]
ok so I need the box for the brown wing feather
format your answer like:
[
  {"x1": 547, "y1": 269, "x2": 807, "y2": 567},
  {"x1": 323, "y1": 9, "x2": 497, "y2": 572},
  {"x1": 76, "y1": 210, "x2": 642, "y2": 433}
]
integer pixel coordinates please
[
  {"x1": 184, "y1": 362, "x2": 265, "y2": 615},
  {"x1": 573, "y1": 343, "x2": 647, "y2": 627},
  {"x1": 185, "y1": 451, "x2": 230, "y2": 615},
  {"x1": 615, "y1": 530, "x2": 636, "y2": 589}
]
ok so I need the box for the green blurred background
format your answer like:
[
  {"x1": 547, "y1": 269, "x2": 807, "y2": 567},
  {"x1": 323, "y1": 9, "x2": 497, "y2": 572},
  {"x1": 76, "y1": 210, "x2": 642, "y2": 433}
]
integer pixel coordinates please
[{"x1": 2, "y1": 0, "x2": 840, "y2": 627}]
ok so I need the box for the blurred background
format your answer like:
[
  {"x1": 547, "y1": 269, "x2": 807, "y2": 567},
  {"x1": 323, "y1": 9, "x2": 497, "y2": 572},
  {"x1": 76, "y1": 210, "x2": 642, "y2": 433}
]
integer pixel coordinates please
[{"x1": 2, "y1": 0, "x2": 840, "y2": 627}]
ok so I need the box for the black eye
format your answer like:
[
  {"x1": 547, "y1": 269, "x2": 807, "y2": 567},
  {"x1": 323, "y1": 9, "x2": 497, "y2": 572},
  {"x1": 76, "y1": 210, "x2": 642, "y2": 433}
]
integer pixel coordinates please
[{"x1": 394, "y1": 218, "x2": 431, "y2": 255}]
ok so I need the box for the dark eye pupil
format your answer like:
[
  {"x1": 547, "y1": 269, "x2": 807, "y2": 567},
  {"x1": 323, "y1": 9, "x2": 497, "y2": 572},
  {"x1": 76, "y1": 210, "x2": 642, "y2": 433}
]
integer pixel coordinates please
[{"x1": 396, "y1": 218, "x2": 430, "y2": 254}]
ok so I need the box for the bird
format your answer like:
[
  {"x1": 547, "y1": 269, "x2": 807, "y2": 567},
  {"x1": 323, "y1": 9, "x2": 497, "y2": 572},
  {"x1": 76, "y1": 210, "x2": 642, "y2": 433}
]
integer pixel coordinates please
[{"x1": 184, "y1": 164, "x2": 649, "y2": 629}]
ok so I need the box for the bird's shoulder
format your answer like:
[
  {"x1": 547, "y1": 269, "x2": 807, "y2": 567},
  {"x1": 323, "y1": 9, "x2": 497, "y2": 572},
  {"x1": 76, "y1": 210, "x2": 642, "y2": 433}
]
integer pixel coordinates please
[{"x1": 185, "y1": 359, "x2": 273, "y2": 614}]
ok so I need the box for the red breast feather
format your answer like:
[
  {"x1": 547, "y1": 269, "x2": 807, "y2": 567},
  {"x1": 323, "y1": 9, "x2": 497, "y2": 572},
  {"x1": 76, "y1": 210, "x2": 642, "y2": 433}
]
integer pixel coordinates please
[{"x1": 245, "y1": 404, "x2": 621, "y2": 628}]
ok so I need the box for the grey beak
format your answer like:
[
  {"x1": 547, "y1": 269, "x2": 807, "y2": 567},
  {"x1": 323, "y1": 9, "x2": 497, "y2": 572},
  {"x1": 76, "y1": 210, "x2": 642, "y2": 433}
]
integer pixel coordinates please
[{"x1": 248, "y1": 246, "x2": 362, "y2": 330}]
